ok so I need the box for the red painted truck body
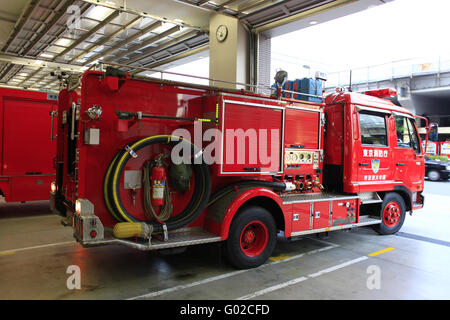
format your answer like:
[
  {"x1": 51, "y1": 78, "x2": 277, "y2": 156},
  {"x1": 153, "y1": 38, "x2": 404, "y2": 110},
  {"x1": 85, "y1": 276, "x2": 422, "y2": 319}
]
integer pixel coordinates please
[
  {"x1": 51, "y1": 69, "x2": 425, "y2": 269},
  {"x1": 0, "y1": 88, "x2": 57, "y2": 203}
]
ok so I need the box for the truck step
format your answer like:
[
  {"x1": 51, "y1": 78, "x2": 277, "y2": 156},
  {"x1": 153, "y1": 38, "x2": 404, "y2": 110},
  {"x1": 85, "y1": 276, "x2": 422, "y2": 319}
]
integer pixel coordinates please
[
  {"x1": 358, "y1": 192, "x2": 382, "y2": 204},
  {"x1": 110, "y1": 228, "x2": 222, "y2": 251},
  {"x1": 281, "y1": 191, "x2": 359, "y2": 204}
]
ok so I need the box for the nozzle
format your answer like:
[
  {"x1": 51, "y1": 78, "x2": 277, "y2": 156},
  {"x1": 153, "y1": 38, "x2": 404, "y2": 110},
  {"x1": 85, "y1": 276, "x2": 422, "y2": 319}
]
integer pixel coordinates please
[
  {"x1": 113, "y1": 222, "x2": 153, "y2": 239},
  {"x1": 314, "y1": 181, "x2": 325, "y2": 191}
]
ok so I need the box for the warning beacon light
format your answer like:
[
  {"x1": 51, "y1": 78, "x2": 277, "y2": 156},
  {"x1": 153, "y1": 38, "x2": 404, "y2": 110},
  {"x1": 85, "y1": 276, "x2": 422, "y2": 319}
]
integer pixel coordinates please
[{"x1": 364, "y1": 88, "x2": 397, "y2": 99}]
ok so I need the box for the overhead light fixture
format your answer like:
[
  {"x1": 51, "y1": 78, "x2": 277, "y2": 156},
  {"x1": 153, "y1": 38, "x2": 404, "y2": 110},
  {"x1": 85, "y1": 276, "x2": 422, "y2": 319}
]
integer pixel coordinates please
[
  {"x1": 55, "y1": 38, "x2": 72, "y2": 47},
  {"x1": 87, "y1": 5, "x2": 114, "y2": 20},
  {"x1": 39, "y1": 53, "x2": 54, "y2": 59},
  {"x1": 309, "y1": 20, "x2": 318, "y2": 25}
]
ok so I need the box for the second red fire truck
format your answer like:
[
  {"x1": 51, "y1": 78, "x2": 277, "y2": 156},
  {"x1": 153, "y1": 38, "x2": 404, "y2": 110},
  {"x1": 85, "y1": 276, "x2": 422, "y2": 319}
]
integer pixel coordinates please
[
  {"x1": 0, "y1": 87, "x2": 58, "y2": 203},
  {"x1": 51, "y1": 66, "x2": 426, "y2": 269}
]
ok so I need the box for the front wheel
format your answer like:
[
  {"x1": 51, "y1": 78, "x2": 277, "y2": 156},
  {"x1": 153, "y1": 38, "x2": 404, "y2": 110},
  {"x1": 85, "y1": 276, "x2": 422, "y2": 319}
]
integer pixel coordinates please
[
  {"x1": 225, "y1": 206, "x2": 277, "y2": 269},
  {"x1": 427, "y1": 170, "x2": 441, "y2": 181},
  {"x1": 374, "y1": 192, "x2": 406, "y2": 235}
]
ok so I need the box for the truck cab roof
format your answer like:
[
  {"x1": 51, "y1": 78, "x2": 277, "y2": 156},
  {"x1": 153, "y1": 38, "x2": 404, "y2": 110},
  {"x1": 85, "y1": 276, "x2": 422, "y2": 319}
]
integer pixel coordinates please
[{"x1": 324, "y1": 91, "x2": 414, "y2": 117}]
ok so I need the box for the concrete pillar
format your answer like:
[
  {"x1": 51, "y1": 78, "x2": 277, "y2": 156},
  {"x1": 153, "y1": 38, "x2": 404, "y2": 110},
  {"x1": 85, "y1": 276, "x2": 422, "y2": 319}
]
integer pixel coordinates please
[{"x1": 209, "y1": 13, "x2": 249, "y2": 89}]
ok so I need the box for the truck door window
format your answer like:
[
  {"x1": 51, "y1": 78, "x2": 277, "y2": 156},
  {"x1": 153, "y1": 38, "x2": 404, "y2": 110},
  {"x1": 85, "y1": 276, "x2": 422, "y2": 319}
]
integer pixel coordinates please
[
  {"x1": 359, "y1": 112, "x2": 388, "y2": 146},
  {"x1": 395, "y1": 116, "x2": 420, "y2": 154},
  {"x1": 407, "y1": 118, "x2": 421, "y2": 154},
  {"x1": 395, "y1": 116, "x2": 411, "y2": 148}
]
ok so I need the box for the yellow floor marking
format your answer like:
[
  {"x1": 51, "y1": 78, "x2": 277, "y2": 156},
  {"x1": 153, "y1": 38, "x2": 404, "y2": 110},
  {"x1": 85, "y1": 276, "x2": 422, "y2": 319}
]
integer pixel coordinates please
[
  {"x1": 0, "y1": 250, "x2": 16, "y2": 257},
  {"x1": 269, "y1": 254, "x2": 291, "y2": 262},
  {"x1": 368, "y1": 247, "x2": 395, "y2": 257}
]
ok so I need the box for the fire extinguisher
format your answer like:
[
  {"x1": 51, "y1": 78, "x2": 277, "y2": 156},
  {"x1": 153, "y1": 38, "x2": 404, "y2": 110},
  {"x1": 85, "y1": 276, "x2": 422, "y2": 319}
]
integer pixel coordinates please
[{"x1": 151, "y1": 159, "x2": 166, "y2": 206}]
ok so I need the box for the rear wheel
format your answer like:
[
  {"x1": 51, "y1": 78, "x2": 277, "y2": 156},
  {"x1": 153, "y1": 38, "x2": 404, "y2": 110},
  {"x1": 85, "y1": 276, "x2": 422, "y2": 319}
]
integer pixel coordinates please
[
  {"x1": 374, "y1": 192, "x2": 406, "y2": 235},
  {"x1": 225, "y1": 206, "x2": 277, "y2": 269}
]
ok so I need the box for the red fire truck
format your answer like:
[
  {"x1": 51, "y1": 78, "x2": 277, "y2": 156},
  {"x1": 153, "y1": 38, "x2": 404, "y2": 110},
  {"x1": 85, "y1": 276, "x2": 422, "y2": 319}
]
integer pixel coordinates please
[
  {"x1": 0, "y1": 87, "x2": 58, "y2": 203},
  {"x1": 51, "y1": 67, "x2": 426, "y2": 269}
]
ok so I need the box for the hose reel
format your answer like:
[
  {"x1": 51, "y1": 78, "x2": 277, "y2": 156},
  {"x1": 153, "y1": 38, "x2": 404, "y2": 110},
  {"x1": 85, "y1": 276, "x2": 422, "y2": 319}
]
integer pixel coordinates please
[{"x1": 103, "y1": 135, "x2": 211, "y2": 235}]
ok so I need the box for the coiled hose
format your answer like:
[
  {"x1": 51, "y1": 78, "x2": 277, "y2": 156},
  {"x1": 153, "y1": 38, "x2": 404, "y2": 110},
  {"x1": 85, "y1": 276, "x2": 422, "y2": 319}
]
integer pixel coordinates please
[{"x1": 103, "y1": 135, "x2": 211, "y2": 234}]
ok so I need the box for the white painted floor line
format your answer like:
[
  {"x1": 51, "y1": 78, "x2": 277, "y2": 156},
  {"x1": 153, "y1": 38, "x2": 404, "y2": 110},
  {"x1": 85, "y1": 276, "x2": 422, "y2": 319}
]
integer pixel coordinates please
[
  {"x1": 129, "y1": 269, "x2": 249, "y2": 300},
  {"x1": 0, "y1": 241, "x2": 76, "y2": 254},
  {"x1": 237, "y1": 256, "x2": 369, "y2": 300},
  {"x1": 306, "y1": 236, "x2": 341, "y2": 248},
  {"x1": 308, "y1": 256, "x2": 368, "y2": 278},
  {"x1": 237, "y1": 277, "x2": 309, "y2": 300},
  {"x1": 128, "y1": 244, "x2": 339, "y2": 300}
]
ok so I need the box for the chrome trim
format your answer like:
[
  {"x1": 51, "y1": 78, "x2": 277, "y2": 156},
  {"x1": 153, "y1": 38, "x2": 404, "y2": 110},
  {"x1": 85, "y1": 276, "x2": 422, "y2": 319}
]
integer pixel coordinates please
[
  {"x1": 281, "y1": 192, "x2": 360, "y2": 205},
  {"x1": 392, "y1": 111, "x2": 414, "y2": 119},
  {"x1": 218, "y1": 92, "x2": 287, "y2": 104},
  {"x1": 355, "y1": 105, "x2": 392, "y2": 114},
  {"x1": 285, "y1": 105, "x2": 322, "y2": 112},
  {"x1": 222, "y1": 99, "x2": 285, "y2": 110}
]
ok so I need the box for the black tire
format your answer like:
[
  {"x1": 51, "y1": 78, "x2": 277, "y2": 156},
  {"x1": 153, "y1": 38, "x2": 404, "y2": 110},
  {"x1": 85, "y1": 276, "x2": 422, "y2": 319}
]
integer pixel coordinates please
[
  {"x1": 225, "y1": 206, "x2": 277, "y2": 269},
  {"x1": 374, "y1": 192, "x2": 406, "y2": 235},
  {"x1": 427, "y1": 170, "x2": 441, "y2": 181}
]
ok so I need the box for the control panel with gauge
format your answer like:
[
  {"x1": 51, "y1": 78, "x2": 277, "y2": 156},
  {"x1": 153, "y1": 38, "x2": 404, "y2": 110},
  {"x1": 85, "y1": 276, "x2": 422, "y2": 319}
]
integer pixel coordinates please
[{"x1": 284, "y1": 149, "x2": 320, "y2": 170}]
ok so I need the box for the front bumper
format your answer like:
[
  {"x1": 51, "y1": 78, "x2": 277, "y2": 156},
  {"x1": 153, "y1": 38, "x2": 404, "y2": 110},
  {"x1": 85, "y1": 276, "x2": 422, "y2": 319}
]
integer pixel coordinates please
[
  {"x1": 412, "y1": 192, "x2": 425, "y2": 210},
  {"x1": 441, "y1": 170, "x2": 450, "y2": 180}
]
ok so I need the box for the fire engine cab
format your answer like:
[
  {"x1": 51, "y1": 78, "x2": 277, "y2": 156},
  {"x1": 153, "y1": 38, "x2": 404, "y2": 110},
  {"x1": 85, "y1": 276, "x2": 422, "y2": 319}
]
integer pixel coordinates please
[{"x1": 51, "y1": 66, "x2": 425, "y2": 269}]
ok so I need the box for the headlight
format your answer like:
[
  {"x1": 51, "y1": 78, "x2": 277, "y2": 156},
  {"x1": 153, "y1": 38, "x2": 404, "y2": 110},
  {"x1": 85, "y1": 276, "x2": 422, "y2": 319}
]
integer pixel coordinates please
[
  {"x1": 75, "y1": 199, "x2": 94, "y2": 215},
  {"x1": 51, "y1": 181, "x2": 57, "y2": 193},
  {"x1": 75, "y1": 200, "x2": 82, "y2": 214}
]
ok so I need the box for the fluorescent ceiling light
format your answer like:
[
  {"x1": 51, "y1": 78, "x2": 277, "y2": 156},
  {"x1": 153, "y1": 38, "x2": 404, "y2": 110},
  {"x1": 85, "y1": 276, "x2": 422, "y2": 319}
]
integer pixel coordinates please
[
  {"x1": 39, "y1": 53, "x2": 54, "y2": 59},
  {"x1": 55, "y1": 38, "x2": 72, "y2": 47},
  {"x1": 86, "y1": 5, "x2": 115, "y2": 20}
]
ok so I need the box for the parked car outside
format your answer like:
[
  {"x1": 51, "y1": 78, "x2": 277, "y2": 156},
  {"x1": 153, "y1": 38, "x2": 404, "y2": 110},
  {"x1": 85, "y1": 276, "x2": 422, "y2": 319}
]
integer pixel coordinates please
[{"x1": 425, "y1": 155, "x2": 450, "y2": 181}]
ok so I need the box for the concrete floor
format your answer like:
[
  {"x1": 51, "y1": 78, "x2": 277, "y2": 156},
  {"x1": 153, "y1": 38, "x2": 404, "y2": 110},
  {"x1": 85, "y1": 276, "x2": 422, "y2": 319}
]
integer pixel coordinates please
[{"x1": 1, "y1": 181, "x2": 450, "y2": 300}]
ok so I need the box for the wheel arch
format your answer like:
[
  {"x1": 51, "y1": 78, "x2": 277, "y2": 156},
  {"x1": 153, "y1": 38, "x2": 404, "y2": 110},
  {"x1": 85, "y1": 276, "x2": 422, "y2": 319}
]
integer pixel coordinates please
[
  {"x1": 215, "y1": 188, "x2": 286, "y2": 240},
  {"x1": 380, "y1": 186, "x2": 412, "y2": 212},
  {"x1": 238, "y1": 196, "x2": 285, "y2": 231}
]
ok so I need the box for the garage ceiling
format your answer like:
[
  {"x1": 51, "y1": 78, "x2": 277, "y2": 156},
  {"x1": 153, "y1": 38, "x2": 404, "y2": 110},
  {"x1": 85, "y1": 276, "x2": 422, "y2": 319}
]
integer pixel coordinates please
[{"x1": 0, "y1": 0, "x2": 381, "y2": 92}]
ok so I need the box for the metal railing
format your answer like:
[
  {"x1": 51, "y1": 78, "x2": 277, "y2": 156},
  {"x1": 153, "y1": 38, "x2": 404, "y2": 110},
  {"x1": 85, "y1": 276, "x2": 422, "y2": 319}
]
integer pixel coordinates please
[
  {"x1": 97, "y1": 62, "x2": 324, "y2": 101},
  {"x1": 325, "y1": 55, "x2": 450, "y2": 89}
]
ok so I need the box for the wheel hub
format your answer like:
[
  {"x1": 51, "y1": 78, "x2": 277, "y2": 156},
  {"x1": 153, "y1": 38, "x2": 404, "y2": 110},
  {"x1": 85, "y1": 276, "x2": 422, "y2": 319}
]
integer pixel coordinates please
[
  {"x1": 383, "y1": 202, "x2": 401, "y2": 227},
  {"x1": 240, "y1": 221, "x2": 269, "y2": 257}
]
